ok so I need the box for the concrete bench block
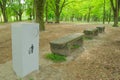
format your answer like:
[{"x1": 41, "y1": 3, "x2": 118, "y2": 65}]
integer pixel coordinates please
[
  {"x1": 83, "y1": 28, "x2": 99, "y2": 38},
  {"x1": 50, "y1": 33, "x2": 84, "y2": 56},
  {"x1": 96, "y1": 26, "x2": 105, "y2": 33}
]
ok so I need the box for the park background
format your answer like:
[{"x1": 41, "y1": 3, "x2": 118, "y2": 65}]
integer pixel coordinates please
[{"x1": 0, "y1": 0, "x2": 120, "y2": 80}]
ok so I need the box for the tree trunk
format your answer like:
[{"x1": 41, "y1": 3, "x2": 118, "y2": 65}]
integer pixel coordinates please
[
  {"x1": 113, "y1": 10, "x2": 118, "y2": 27},
  {"x1": 55, "y1": 0, "x2": 60, "y2": 23},
  {"x1": 84, "y1": 15, "x2": 87, "y2": 21},
  {"x1": 45, "y1": 1, "x2": 48, "y2": 22},
  {"x1": 16, "y1": 16, "x2": 18, "y2": 21},
  {"x1": 87, "y1": 7, "x2": 91, "y2": 22},
  {"x1": 110, "y1": 0, "x2": 119, "y2": 27},
  {"x1": 33, "y1": 0, "x2": 35, "y2": 20},
  {"x1": 55, "y1": 13, "x2": 60, "y2": 23},
  {"x1": 108, "y1": 7, "x2": 111, "y2": 24},
  {"x1": 18, "y1": 0, "x2": 22, "y2": 21},
  {"x1": 0, "y1": 0, "x2": 8, "y2": 23},
  {"x1": 103, "y1": 0, "x2": 106, "y2": 24},
  {"x1": 119, "y1": 0, "x2": 120, "y2": 10},
  {"x1": 18, "y1": 14, "x2": 22, "y2": 21},
  {"x1": 70, "y1": 14, "x2": 74, "y2": 22},
  {"x1": 29, "y1": 14, "x2": 32, "y2": 20},
  {"x1": 0, "y1": 17, "x2": 2, "y2": 22},
  {"x1": 49, "y1": 0, "x2": 66, "y2": 23},
  {"x1": 2, "y1": 9, "x2": 8, "y2": 23},
  {"x1": 35, "y1": 0, "x2": 46, "y2": 31}
]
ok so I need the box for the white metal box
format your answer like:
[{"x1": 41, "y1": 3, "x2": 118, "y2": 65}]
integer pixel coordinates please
[{"x1": 11, "y1": 23, "x2": 39, "y2": 77}]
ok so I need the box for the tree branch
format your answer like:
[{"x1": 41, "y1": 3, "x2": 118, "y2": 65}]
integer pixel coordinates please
[
  {"x1": 59, "y1": 0, "x2": 66, "y2": 14},
  {"x1": 118, "y1": 0, "x2": 120, "y2": 10},
  {"x1": 49, "y1": 0, "x2": 56, "y2": 13},
  {"x1": 110, "y1": 0, "x2": 115, "y2": 11},
  {"x1": 59, "y1": 0, "x2": 74, "y2": 15}
]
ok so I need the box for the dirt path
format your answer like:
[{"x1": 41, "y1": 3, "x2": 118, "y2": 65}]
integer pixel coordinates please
[
  {"x1": 0, "y1": 23, "x2": 120, "y2": 80},
  {"x1": 35, "y1": 26, "x2": 120, "y2": 80},
  {"x1": 0, "y1": 23, "x2": 11, "y2": 64}
]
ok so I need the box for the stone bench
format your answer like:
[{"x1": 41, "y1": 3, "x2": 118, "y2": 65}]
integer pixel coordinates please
[
  {"x1": 96, "y1": 26, "x2": 105, "y2": 33},
  {"x1": 50, "y1": 33, "x2": 84, "y2": 56},
  {"x1": 83, "y1": 28, "x2": 98, "y2": 38}
]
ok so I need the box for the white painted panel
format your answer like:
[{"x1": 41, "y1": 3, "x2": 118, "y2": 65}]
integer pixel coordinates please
[{"x1": 11, "y1": 23, "x2": 39, "y2": 77}]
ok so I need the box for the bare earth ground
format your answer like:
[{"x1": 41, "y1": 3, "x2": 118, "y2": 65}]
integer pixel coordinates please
[{"x1": 0, "y1": 22, "x2": 120, "y2": 80}]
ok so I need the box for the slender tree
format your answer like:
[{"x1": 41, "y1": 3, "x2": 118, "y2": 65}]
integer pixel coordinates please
[
  {"x1": 10, "y1": 0, "x2": 25, "y2": 21},
  {"x1": 110, "y1": 0, "x2": 119, "y2": 27},
  {"x1": 87, "y1": 0, "x2": 93, "y2": 23},
  {"x1": 103, "y1": 0, "x2": 106, "y2": 24},
  {"x1": 119, "y1": 0, "x2": 120, "y2": 9},
  {"x1": 55, "y1": 0, "x2": 61, "y2": 23},
  {"x1": 87, "y1": 7, "x2": 92, "y2": 22},
  {"x1": 108, "y1": 7, "x2": 112, "y2": 24},
  {"x1": 25, "y1": 0, "x2": 33, "y2": 20},
  {"x1": 18, "y1": 0, "x2": 23, "y2": 21},
  {"x1": 35, "y1": 0, "x2": 46, "y2": 31},
  {"x1": 0, "y1": 0, "x2": 8, "y2": 22},
  {"x1": 33, "y1": 0, "x2": 35, "y2": 19},
  {"x1": 45, "y1": 0, "x2": 48, "y2": 22},
  {"x1": 49, "y1": 0, "x2": 70, "y2": 23}
]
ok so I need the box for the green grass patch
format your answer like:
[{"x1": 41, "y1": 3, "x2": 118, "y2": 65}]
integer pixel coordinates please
[
  {"x1": 29, "y1": 78, "x2": 34, "y2": 80},
  {"x1": 19, "y1": 78, "x2": 22, "y2": 80},
  {"x1": 84, "y1": 31, "x2": 93, "y2": 35},
  {"x1": 71, "y1": 45, "x2": 80, "y2": 49},
  {"x1": 45, "y1": 53, "x2": 66, "y2": 62},
  {"x1": 84, "y1": 36, "x2": 93, "y2": 40}
]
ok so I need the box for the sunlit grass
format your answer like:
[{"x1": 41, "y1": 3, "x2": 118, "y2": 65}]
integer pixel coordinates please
[{"x1": 45, "y1": 53, "x2": 66, "y2": 62}]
